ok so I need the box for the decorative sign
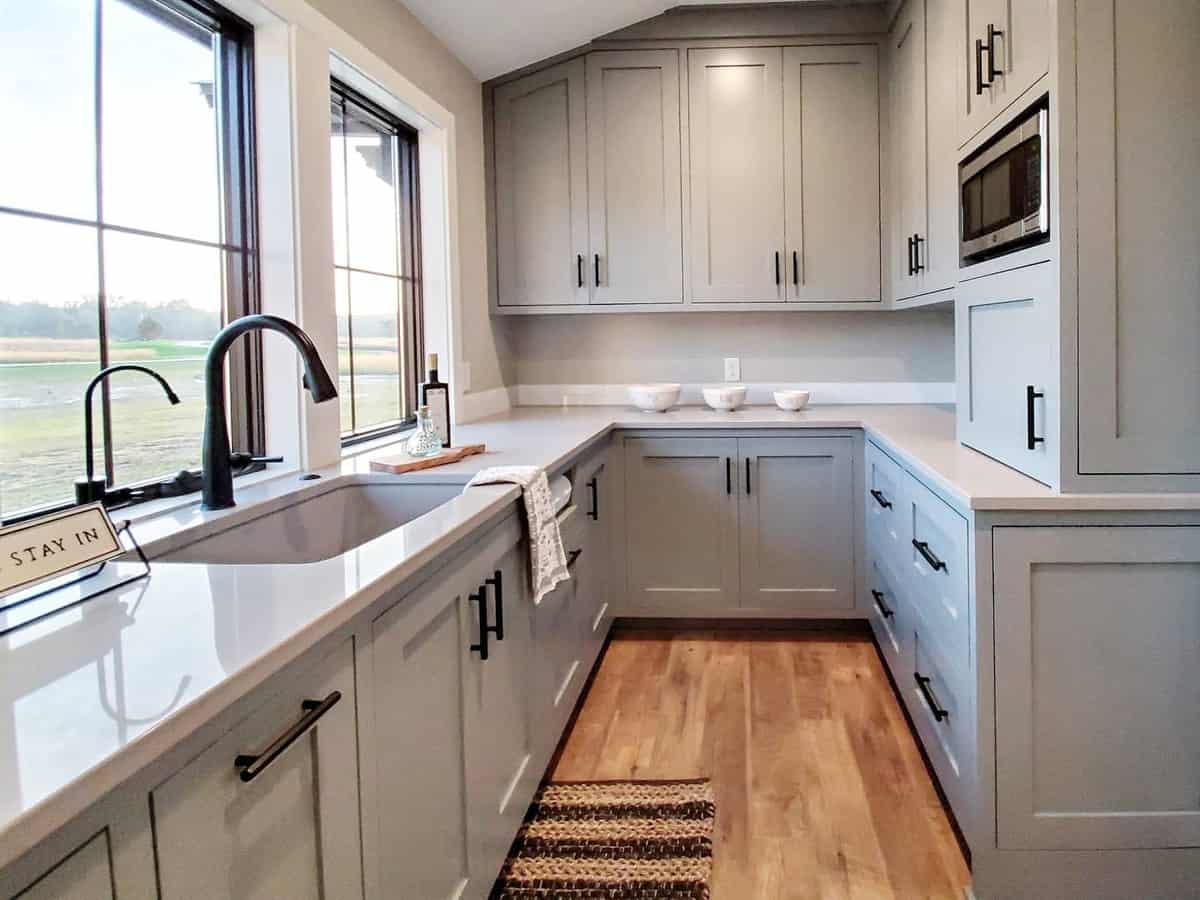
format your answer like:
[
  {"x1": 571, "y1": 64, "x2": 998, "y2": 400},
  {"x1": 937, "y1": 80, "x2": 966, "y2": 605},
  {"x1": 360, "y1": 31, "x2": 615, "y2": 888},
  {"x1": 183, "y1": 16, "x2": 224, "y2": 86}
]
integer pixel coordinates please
[{"x1": 0, "y1": 503, "x2": 123, "y2": 598}]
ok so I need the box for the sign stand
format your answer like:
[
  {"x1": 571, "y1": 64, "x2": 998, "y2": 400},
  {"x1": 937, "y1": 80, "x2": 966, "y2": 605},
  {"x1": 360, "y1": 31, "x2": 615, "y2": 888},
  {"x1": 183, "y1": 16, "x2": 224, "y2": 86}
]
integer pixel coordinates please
[{"x1": 0, "y1": 521, "x2": 151, "y2": 639}]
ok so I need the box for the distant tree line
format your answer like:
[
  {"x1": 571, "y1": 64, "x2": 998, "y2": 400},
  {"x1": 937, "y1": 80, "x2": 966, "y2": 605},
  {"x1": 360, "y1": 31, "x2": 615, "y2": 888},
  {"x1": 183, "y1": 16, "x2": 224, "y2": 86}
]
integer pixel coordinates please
[{"x1": 0, "y1": 299, "x2": 219, "y2": 341}]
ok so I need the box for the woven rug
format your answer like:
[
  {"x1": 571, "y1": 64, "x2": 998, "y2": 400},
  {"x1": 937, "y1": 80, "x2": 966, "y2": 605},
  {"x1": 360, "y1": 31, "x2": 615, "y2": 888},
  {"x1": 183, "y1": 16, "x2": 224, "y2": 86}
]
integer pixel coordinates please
[{"x1": 492, "y1": 779, "x2": 715, "y2": 899}]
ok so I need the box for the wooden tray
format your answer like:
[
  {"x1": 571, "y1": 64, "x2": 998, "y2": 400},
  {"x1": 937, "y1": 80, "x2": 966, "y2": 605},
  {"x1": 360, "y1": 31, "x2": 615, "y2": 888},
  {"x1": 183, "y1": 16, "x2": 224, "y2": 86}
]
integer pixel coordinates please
[{"x1": 369, "y1": 443, "x2": 486, "y2": 474}]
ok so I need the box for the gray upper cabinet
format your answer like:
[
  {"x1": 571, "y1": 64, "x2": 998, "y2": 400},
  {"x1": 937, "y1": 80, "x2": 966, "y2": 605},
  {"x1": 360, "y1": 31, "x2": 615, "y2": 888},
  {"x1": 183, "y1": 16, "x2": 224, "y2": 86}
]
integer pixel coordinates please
[
  {"x1": 958, "y1": 0, "x2": 1049, "y2": 146},
  {"x1": 1075, "y1": 0, "x2": 1200, "y2": 479},
  {"x1": 994, "y1": 526, "x2": 1200, "y2": 850},
  {"x1": 687, "y1": 47, "x2": 786, "y2": 302},
  {"x1": 887, "y1": 0, "x2": 926, "y2": 301},
  {"x1": 586, "y1": 51, "x2": 683, "y2": 304},
  {"x1": 624, "y1": 437, "x2": 740, "y2": 611},
  {"x1": 494, "y1": 58, "x2": 588, "y2": 308},
  {"x1": 738, "y1": 437, "x2": 854, "y2": 610},
  {"x1": 783, "y1": 46, "x2": 880, "y2": 303}
]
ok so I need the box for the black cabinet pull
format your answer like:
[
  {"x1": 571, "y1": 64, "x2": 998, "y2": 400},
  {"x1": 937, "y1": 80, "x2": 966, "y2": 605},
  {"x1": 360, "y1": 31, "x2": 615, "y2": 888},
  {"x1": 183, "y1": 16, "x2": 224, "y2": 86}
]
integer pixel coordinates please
[
  {"x1": 1026, "y1": 385, "x2": 1045, "y2": 450},
  {"x1": 234, "y1": 691, "x2": 342, "y2": 783},
  {"x1": 986, "y1": 23, "x2": 1003, "y2": 81},
  {"x1": 912, "y1": 539, "x2": 947, "y2": 572},
  {"x1": 745, "y1": 457, "x2": 752, "y2": 495},
  {"x1": 871, "y1": 589, "x2": 894, "y2": 619},
  {"x1": 594, "y1": 253, "x2": 601, "y2": 286},
  {"x1": 485, "y1": 569, "x2": 504, "y2": 641},
  {"x1": 726, "y1": 457, "x2": 731, "y2": 495},
  {"x1": 792, "y1": 250, "x2": 799, "y2": 287},
  {"x1": 869, "y1": 489, "x2": 892, "y2": 510},
  {"x1": 913, "y1": 234, "x2": 925, "y2": 273},
  {"x1": 914, "y1": 671, "x2": 949, "y2": 721},
  {"x1": 974, "y1": 38, "x2": 986, "y2": 94},
  {"x1": 906, "y1": 235, "x2": 915, "y2": 276},
  {"x1": 774, "y1": 251, "x2": 781, "y2": 285},
  {"x1": 567, "y1": 548, "x2": 583, "y2": 569},
  {"x1": 587, "y1": 476, "x2": 599, "y2": 520},
  {"x1": 469, "y1": 589, "x2": 489, "y2": 660},
  {"x1": 576, "y1": 254, "x2": 583, "y2": 288}
]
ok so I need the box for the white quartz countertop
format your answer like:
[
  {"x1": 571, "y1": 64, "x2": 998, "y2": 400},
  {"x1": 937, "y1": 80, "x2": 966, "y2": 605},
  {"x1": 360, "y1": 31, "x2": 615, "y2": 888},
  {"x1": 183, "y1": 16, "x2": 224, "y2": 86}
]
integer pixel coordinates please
[{"x1": 4, "y1": 402, "x2": 1199, "y2": 870}]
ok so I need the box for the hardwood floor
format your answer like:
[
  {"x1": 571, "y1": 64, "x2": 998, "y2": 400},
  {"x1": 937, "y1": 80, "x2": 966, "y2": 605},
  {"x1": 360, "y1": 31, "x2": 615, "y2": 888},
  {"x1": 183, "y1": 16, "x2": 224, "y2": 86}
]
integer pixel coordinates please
[{"x1": 553, "y1": 629, "x2": 971, "y2": 899}]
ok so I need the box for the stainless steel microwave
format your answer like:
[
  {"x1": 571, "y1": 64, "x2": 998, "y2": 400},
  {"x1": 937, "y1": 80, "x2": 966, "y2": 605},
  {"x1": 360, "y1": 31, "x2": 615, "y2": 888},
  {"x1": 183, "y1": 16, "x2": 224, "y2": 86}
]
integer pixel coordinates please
[{"x1": 959, "y1": 100, "x2": 1049, "y2": 264}]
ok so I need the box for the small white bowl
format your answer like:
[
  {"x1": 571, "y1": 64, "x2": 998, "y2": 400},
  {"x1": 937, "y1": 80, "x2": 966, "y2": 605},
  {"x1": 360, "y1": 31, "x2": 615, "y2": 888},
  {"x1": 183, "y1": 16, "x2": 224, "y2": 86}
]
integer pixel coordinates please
[
  {"x1": 703, "y1": 385, "x2": 747, "y2": 411},
  {"x1": 629, "y1": 383, "x2": 681, "y2": 412},
  {"x1": 774, "y1": 389, "x2": 811, "y2": 411}
]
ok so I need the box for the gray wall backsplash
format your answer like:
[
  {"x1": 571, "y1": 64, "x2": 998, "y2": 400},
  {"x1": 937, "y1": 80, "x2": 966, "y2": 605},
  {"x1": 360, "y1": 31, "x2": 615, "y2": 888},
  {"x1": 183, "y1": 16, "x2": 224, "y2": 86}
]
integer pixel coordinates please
[{"x1": 504, "y1": 310, "x2": 955, "y2": 384}]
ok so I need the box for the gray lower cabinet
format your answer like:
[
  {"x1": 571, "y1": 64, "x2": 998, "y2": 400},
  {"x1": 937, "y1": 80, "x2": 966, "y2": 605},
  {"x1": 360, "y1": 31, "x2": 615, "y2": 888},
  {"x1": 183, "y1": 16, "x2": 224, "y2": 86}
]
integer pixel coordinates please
[
  {"x1": 11, "y1": 833, "x2": 113, "y2": 900},
  {"x1": 151, "y1": 640, "x2": 361, "y2": 900},
  {"x1": 624, "y1": 435, "x2": 854, "y2": 614},
  {"x1": 993, "y1": 525, "x2": 1200, "y2": 851},
  {"x1": 575, "y1": 452, "x2": 613, "y2": 658}
]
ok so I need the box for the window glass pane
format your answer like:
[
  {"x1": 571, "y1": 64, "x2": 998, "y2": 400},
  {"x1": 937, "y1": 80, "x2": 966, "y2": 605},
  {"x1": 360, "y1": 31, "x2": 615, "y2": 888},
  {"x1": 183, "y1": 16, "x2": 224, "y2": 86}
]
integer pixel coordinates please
[
  {"x1": 101, "y1": 230, "x2": 222, "y2": 487},
  {"x1": 334, "y1": 267, "x2": 353, "y2": 433},
  {"x1": 344, "y1": 106, "x2": 399, "y2": 275},
  {"x1": 101, "y1": 0, "x2": 221, "y2": 242},
  {"x1": 0, "y1": 0, "x2": 97, "y2": 220},
  {"x1": 331, "y1": 99, "x2": 349, "y2": 268},
  {"x1": 348, "y1": 271, "x2": 402, "y2": 430},
  {"x1": 0, "y1": 214, "x2": 100, "y2": 515}
]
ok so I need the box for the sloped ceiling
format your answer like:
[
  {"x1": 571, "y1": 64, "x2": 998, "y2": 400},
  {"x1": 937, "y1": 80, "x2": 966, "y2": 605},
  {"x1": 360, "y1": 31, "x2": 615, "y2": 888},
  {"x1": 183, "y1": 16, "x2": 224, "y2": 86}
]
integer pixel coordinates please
[{"x1": 398, "y1": 0, "x2": 841, "y2": 81}]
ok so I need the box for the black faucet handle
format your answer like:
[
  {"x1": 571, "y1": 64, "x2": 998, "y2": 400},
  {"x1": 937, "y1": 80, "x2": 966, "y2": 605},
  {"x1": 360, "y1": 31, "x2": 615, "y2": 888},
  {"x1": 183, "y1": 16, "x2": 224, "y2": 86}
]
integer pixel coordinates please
[{"x1": 228, "y1": 451, "x2": 284, "y2": 469}]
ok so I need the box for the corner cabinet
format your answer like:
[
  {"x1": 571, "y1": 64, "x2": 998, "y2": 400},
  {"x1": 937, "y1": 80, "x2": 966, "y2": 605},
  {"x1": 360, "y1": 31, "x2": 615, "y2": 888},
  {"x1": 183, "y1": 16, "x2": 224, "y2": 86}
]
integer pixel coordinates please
[{"x1": 623, "y1": 435, "x2": 854, "y2": 615}]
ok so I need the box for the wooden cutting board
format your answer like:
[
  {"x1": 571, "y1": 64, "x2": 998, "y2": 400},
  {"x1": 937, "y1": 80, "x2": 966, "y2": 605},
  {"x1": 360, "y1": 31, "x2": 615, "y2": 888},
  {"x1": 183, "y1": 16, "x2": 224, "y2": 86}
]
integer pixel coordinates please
[{"x1": 369, "y1": 443, "x2": 486, "y2": 474}]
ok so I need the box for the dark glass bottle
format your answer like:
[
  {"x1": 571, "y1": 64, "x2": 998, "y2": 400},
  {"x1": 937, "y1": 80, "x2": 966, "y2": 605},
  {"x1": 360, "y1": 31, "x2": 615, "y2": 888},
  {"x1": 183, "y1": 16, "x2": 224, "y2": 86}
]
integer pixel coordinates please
[{"x1": 420, "y1": 352, "x2": 451, "y2": 447}]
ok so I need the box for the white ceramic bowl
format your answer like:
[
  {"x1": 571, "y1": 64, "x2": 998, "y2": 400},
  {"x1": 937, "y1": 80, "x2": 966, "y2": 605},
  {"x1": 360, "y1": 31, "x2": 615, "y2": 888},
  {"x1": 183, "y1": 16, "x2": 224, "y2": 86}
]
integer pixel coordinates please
[
  {"x1": 774, "y1": 389, "x2": 811, "y2": 411},
  {"x1": 703, "y1": 385, "x2": 747, "y2": 411},
  {"x1": 628, "y1": 383, "x2": 681, "y2": 412}
]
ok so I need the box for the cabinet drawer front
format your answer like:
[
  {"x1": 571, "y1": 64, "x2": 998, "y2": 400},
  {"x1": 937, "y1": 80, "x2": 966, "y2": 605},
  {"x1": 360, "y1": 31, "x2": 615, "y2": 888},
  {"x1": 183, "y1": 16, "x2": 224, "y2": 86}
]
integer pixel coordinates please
[
  {"x1": 904, "y1": 476, "x2": 970, "y2": 677},
  {"x1": 867, "y1": 555, "x2": 910, "y2": 674},
  {"x1": 909, "y1": 629, "x2": 972, "y2": 818},
  {"x1": 865, "y1": 440, "x2": 908, "y2": 569}
]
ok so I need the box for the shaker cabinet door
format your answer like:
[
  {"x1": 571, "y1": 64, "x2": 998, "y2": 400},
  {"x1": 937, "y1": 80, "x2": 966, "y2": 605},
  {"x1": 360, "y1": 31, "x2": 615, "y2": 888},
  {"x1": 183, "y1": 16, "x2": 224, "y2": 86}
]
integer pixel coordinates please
[
  {"x1": 586, "y1": 50, "x2": 683, "y2": 304},
  {"x1": 494, "y1": 58, "x2": 589, "y2": 307},
  {"x1": 687, "y1": 48, "x2": 785, "y2": 302},
  {"x1": 958, "y1": 0, "x2": 1049, "y2": 145},
  {"x1": 887, "y1": 0, "x2": 928, "y2": 302}
]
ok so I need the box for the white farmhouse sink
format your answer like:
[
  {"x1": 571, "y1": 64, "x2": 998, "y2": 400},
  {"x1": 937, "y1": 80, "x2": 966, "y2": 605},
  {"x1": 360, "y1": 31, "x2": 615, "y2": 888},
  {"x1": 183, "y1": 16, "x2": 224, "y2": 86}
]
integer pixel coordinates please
[{"x1": 160, "y1": 477, "x2": 462, "y2": 565}]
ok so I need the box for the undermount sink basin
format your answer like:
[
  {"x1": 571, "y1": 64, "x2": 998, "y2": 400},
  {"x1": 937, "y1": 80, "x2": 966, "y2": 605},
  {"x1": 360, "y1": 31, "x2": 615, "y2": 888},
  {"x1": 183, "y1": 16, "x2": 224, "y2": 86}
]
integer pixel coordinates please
[{"x1": 159, "y1": 477, "x2": 462, "y2": 565}]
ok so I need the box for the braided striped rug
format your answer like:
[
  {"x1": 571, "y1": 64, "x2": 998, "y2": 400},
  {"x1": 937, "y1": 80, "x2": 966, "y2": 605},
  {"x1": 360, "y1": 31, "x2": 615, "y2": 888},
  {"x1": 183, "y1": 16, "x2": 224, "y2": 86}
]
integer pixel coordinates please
[{"x1": 492, "y1": 779, "x2": 715, "y2": 899}]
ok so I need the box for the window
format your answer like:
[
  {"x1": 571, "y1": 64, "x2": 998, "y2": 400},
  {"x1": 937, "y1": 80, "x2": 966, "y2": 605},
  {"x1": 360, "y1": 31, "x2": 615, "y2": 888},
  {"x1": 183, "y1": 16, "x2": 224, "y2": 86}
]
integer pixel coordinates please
[
  {"x1": 0, "y1": 0, "x2": 258, "y2": 521},
  {"x1": 330, "y1": 80, "x2": 422, "y2": 443}
]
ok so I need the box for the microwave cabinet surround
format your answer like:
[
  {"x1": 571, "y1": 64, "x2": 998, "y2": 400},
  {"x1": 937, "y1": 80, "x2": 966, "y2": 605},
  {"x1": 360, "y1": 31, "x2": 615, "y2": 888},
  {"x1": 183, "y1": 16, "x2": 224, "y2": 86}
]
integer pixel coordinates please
[{"x1": 490, "y1": 44, "x2": 882, "y2": 312}]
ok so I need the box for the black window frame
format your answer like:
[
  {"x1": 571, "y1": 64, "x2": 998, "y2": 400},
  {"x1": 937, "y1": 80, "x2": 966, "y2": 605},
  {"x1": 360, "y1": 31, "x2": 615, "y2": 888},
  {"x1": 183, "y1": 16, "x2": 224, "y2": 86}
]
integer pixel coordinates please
[
  {"x1": 330, "y1": 79, "x2": 424, "y2": 447},
  {"x1": 0, "y1": 0, "x2": 261, "y2": 525}
]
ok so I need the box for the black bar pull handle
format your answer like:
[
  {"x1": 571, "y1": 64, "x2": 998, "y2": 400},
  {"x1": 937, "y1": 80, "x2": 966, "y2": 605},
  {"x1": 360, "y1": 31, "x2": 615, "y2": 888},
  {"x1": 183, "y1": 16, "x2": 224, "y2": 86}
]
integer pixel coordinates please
[
  {"x1": 912, "y1": 538, "x2": 947, "y2": 572},
  {"x1": 906, "y1": 235, "x2": 914, "y2": 276},
  {"x1": 726, "y1": 457, "x2": 731, "y2": 495},
  {"x1": 915, "y1": 671, "x2": 949, "y2": 721},
  {"x1": 234, "y1": 691, "x2": 342, "y2": 783},
  {"x1": 587, "y1": 476, "x2": 599, "y2": 520},
  {"x1": 792, "y1": 250, "x2": 799, "y2": 287},
  {"x1": 913, "y1": 234, "x2": 925, "y2": 273},
  {"x1": 975, "y1": 38, "x2": 986, "y2": 94},
  {"x1": 469, "y1": 589, "x2": 489, "y2": 660},
  {"x1": 745, "y1": 457, "x2": 752, "y2": 495},
  {"x1": 1026, "y1": 385, "x2": 1045, "y2": 450},
  {"x1": 871, "y1": 589, "x2": 894, "y2": 619},
  {"x1": 577, "y1": 254, "x2": 583, "y2": 288},
  {"x1": 869, "y1": 489, "x2": 892, "y2": 510},
  {"x1": 986, "y1": 23, "x2": 1004, "y2": 81},
  {"x1": 485, "y1": 569, "x2": 504, "y2": 641},
  {"x1": 594, "y1": 253, "x2": 601, "y2": 286},
  {"x1": 567, "y1": 548, "x2": 583, "y2": 569},
  {"x1": 774, "y1": 251, "x2": 781, "y2": 285}
]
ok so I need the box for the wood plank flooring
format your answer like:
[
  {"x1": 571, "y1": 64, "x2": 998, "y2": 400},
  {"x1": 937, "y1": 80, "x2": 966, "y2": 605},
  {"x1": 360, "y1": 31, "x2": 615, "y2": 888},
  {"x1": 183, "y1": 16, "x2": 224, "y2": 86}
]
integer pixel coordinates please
[{"x1": 553, "y1": 629, "x2": 971, "y2": 899}]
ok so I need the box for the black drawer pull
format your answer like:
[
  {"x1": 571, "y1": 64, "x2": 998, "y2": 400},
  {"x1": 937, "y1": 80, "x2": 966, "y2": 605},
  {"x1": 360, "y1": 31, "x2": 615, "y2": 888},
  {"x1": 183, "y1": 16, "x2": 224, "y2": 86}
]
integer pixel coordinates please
[
  {"x1": 587, "y1": 476, "x2": 599, "y2": 520},
  {"x1": 726, "y1": 457, "x2": 731, "y2": 495},
  {"x1": 234, "y1": 691, "x2": 341, "y2": 783},
  {"x1": 485, "y1": 569, "x2": 504, "y2": 641},
  {"x1": 1026, "y1": 385, "x2": 1045, "y2": 450},
  {"x1": 594, "y1": 253, "x2": 601, "y2": 286},
  {"x1": 792, "y1": 249, "x2": 799, "y2": 287},
  {"x1": 869, "y1": 489, "x2": 892, "y2": 510},
  {"x1": 567, "y1": 548, "x2": 583, "y2": 569},
  {"x1": 774, "y1": 251, "x2": 781, "y2": 285},
  {"x1": 914, "y1": 671, "x2": 949, "y2": 721},
  {"x1": 469, "y1": 589, "x2": 489, "y2": 660},
  {"x1": 871, "y1": 589, "x2": 894, "y2": 619},
  {"x1": 745, "y1": 457, "x2": 752, "y2": 495},
  {"x1": 576, "y1": 254, "x2": 583, "y2": 288},
  {"x1": 912, "y1": 539, "x2": 947, "y2": 572}
]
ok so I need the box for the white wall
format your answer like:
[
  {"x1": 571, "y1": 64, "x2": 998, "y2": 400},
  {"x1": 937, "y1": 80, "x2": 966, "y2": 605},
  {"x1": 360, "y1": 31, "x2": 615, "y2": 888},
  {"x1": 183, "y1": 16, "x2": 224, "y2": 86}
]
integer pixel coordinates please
[
  {"x1": 305, "y1": 0, "x2": 512, "y2": 395},
  {"x1": 507, "y1": 309, "x2": 955, "y2": 385}
]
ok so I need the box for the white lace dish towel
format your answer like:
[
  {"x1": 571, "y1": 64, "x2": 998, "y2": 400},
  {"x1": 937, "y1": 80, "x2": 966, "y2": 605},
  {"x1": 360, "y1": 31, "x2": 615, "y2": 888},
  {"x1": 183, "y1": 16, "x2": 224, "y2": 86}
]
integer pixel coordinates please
[{"x1": 465, "y1": 465, "x2": 569, "y2": 605}]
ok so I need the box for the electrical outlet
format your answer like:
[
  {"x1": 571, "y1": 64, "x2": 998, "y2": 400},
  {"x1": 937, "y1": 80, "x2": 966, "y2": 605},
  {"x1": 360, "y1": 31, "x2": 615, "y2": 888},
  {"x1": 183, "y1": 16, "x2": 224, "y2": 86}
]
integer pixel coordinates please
[{"x1": 723, "y1": 357, "x2": 741, "y2": 382}]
